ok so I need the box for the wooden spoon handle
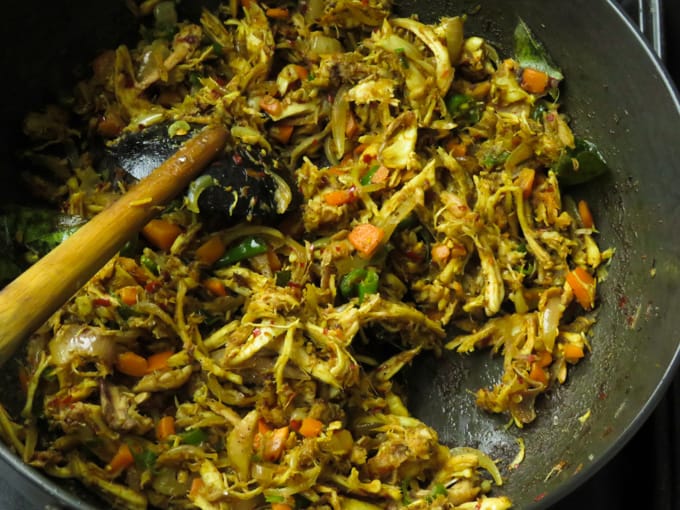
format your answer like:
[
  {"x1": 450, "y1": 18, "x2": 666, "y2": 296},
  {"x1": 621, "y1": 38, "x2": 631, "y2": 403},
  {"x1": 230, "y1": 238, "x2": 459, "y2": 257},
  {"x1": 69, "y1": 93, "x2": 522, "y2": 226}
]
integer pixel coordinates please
[{"x1": 0, "y1": 124, "x2": 229, "y2": 365}]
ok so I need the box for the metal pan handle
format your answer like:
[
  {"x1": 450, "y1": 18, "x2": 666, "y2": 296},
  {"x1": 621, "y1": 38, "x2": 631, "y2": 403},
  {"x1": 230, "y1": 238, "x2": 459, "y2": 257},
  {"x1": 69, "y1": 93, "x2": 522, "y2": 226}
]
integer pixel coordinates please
[{"x1": 637, "y1": 0, "x2": 664, "y2": 59}]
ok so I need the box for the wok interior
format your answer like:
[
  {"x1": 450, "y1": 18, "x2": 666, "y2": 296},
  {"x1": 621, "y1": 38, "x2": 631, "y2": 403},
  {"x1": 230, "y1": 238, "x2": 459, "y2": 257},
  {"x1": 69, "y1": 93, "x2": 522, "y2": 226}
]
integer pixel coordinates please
[{"x1": 0, "y1": 0, "x2": 679, "y2": 508}]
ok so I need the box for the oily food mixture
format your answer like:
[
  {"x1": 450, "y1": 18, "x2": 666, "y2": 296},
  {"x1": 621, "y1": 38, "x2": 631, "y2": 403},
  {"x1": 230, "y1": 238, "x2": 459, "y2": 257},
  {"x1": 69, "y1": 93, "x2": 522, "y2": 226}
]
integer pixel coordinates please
[{"x1": 0, "y1": 1, "x2": 611, "y2": 509}]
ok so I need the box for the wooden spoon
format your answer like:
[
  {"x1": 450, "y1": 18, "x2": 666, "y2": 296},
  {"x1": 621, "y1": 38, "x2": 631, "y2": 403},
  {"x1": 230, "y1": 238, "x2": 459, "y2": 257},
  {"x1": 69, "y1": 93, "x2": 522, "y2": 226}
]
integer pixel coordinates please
[{"x1": 0, "y1": 124, "x2": 229, "y2": 365}]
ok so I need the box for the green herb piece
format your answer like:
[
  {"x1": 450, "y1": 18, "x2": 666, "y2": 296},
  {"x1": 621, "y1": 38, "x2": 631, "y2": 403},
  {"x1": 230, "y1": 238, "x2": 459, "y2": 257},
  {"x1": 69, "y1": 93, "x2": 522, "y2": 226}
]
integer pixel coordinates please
[
  {"x1": 361, "y1": 164, "x2": 380, "y2": 185},
  {"x1": 134, "y1": 449, "x2": 158, "y2": 471},
  {"x1": 426, "y1": 483, "x2": 448, "y2": 503},
  {"x1": 275, "y1": 269, "x2": 292, "y2": 287},
  {"x1": 179, "y1": 428, "x2": 208, "y2": 446},
  {"x1": 514, "y1": 18, "x2": 563, "y2": 81},
  {"x1": 553, "y1": 137, "x2": 609, "y2": 186},
  {"x1": 531, "y1": 100, "x2": 550, "y2": 121},
  {"x1": 264, "y1": 494, "x2": 285, "y2": 504},
  {"x1": 445, "y1": 93, "x2": 482, "y2": 125},
  {"x1": 140, "y1": 254, "x2": 159, "y2": 275},
  {"x1": 401, "y1": 478, "x2": 412, "y2": 505}
]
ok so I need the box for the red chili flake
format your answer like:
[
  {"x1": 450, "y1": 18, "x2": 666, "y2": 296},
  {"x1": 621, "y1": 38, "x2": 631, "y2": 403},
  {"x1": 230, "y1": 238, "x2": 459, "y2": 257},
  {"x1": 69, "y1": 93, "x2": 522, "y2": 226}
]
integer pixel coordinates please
[
  {"x1": 534, "y1": 492, "x2": 547, "y2": 502},
  {"x1": 362, "y1": 153, "x2": 375, "y2": 164},
  {"x1": 289, "y1": 419, "x2": 302, "y2": 431},
  {"x1": 145, "y1": 280, "x2": 161, "y2": 293},
  {"x1": 252, "y1": 328, "x2": 261, "y2": 337},
  {"x1": 404, "y1": 250, "x2": 424, "y2": 262},
  {"x1": 323, "y1": 328, "x2": 329, "y2": 335},
  {"x1": 232, "y1": 153, "x2": 244, "y2": 166},
  {"x1": 598, "y1": 390, "x2": 608, "y2": 400},
  {"x1": 287, "y1": 281, "x2": 301, "y2": 289},
  {"x1": 93, "y1": 298, "x2": 112, "y2": 307}
]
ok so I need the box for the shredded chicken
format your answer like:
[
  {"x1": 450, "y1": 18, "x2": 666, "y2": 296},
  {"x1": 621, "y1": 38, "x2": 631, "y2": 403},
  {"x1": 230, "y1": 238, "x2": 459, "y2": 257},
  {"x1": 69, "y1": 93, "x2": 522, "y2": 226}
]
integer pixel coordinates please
[{"x1": 0, "y1": 1, "x2": 612, "y2": 509}]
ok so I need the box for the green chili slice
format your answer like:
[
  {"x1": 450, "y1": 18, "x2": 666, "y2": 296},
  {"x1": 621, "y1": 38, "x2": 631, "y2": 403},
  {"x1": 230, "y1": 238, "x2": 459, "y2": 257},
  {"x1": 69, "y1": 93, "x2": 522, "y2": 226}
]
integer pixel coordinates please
[
  {"x1": 357, "y1": 269, "x2": 379, "y2": 303},
  {"x1": 445, "y1": 93, "x2": 482, "y2": 125},
  {"x1": 340, "y1": 268, "x2": 379, "y2": 303},
  {"x1": 215, "y1": 237, "x2": 268, "y2": 268},
  {"x1": 179, "y1": 428, "x2": 208, "y2": 445},
  {"x1": 140, "y1": 254, "x2": 159, "y2": 275},
  {"x1": 339, "y1": 268, "x2": 367, "y2": 298}
]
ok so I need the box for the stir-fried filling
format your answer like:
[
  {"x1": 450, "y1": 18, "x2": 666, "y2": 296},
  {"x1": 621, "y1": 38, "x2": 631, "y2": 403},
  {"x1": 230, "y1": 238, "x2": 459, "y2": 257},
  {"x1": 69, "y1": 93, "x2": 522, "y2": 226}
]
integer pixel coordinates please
[{"x1": 0, "y1": 1, "x2": 611, "y2": 509}]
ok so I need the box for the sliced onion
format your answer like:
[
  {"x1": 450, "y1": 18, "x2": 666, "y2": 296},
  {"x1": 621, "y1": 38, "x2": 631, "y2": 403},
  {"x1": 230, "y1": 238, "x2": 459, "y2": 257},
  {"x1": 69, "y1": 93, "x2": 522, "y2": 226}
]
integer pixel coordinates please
[
  {"x1": 48, "y1": 325, "x2": 117, "y2": 366},
  {"x1": 540, "y1": 294, "x2": 563, "y2": 352},
  {"x1": 449, "y1": 446, "x2": 503, "y2": 486}
]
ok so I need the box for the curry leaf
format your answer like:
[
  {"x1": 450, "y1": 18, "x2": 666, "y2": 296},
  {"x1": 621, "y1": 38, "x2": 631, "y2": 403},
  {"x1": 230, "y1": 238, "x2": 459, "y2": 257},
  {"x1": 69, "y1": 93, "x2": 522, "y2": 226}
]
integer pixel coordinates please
[{"x1": 514, "y1": 18, "x2": 563, "y2": 81}]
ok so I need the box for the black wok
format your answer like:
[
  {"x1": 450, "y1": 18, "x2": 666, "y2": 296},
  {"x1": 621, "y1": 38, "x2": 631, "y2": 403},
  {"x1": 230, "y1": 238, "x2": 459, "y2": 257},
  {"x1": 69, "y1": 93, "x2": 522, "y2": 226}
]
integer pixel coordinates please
[{"x1": 0, "y1": 1, "x2": 679, "y2": 508}]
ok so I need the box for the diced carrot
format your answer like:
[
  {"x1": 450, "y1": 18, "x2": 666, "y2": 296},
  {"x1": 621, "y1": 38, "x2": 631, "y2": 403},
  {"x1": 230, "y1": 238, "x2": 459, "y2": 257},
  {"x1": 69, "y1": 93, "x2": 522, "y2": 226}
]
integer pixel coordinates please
[
  {"x1": 146, "y1": 350, "x2": 174, "y2": 373},
  {"x1": 345, "y1": 110, "x2": 360, "y2": 139},
  {"x1": 189, "y1": 477, "x2": 204, "y2": 499},
  {"x1": 263, "y1": 426, "x2": 289, "y2": 462},
  {"x1": 324, "y1": 189, "x2": 356, "y2": 206},
  {"x1": 446, "y1": 138, "x2": 468, "y2": 157},
  {"x1": 270, "y1": 123, "x2": 294, "y2": 144},
  {"x1": 529, "y1": 364, "x2": 549, "y2": 385},
  {"x1": 97, "y1": 111, "x2": 125, "y2": 138},
  {"x1": 298, "y1": 417, "x2": 324, "y2": 438},
  {"x1": 563, "y1": 344, "x2": 585, "y2": 362},
  {"x1": 116, "y1": 351, "x2": 148, "y2": 377},
  {"x1": 203, "y1": 277, "x2": 227, "y2": 297},
  {"x1": 156, "y1": 415, "x2": 176, "y2": 441},
  {"x1": 260, "y1": 95, "x2": 283, "y2": 117},
  {"x1": 535, "y1": 350, "x2": 553, "y2": 368},
  {"x1": 265, "y1": 7, "x2": 289, "y2": 19},
  {"x1": 267, "y1": 249, "x2": 282, "y2": 272},
  {"x1": 353, "y1": 143, "x2": 369, "y2": 158},
  {"x1": 257, "y1": 418, "x2": 272, "y2": 435},
  {"x1": 118, "y1": 285, "x2": 139, "y2": 306},
  {"x1": 142, "y1": 219, "x2": 183, "y2": 251},
  {"x1": 431, "y1": 244, "x2": 451, "y2": 266},
  {"x1": 195, "y1": 236, "x2": 226, "y2": 266},
  {"x1": 107, "y1": 443, "x2": 135, "y2": 472},
  {"x1": 271, "y1": 504, "x2": 293, "y2": 510},
  {"x1": 515, "y1": 168, "x2": 536, "y2": 199},
  {"x1": 565, "y1": 267, "x2": 596, "y2": 310},
  {"x1": 578, "y1": 199, "x2": 595, "y2": 229},
  {"x1": 348, "y1": 224, "x2": 385, "y2": 259},
  {"x1": 370, "y1": 165, "x2": 389, "y2": 184},
  {"x1": 18, "y1": 366, "x2": 29, "y2": 394},
  {"x1": 293, "y1": 65, "x2": 309, "y2": 80},
  {"x1": 521, "y1": 68, "x2": 550, "y2": 94}
]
